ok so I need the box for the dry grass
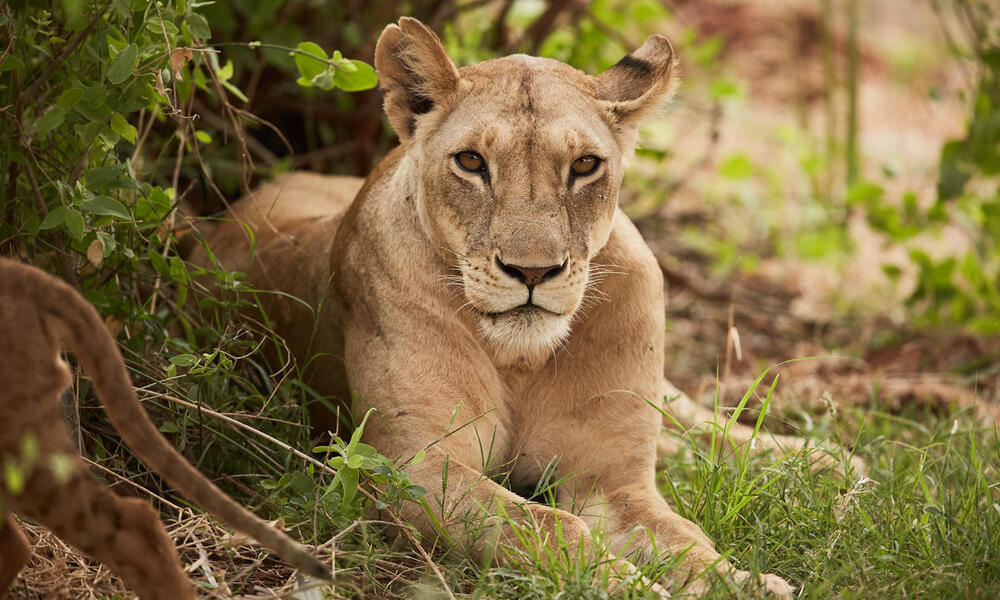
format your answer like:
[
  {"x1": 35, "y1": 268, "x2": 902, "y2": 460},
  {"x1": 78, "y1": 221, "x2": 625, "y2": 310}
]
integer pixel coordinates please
[{"x1": 7, "y1": 513, "x2": 315, "y2": 599}]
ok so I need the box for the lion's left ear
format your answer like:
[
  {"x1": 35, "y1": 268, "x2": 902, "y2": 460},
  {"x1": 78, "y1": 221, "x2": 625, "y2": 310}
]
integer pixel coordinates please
[
  {"x1": 595, "y1": 34, "x2": 679, "y2": 126},
  {"x1": 375, "y1": 17, "x2": 460, "y2": 141}
]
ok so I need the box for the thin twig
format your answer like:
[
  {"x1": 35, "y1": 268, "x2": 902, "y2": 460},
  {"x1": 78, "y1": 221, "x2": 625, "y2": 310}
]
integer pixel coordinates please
[
  {"x1": 0, "y1": 32, "x2": 16, "y2": 69},
  {"x1": 148, "y1": 129, "x2": 186, "y2": 314},
  {"x1": 82, "y1": 457, "x2": 185, "y2": 511},
  {"x1": 153, "y1": 1, "x2": 186, "y2": 119},
  {"x1": 131, "y1": 106, "x2": 161, "y2": 171},
  {"x1": 192, "y1": 99, "x2": 281, "y2": 166}
]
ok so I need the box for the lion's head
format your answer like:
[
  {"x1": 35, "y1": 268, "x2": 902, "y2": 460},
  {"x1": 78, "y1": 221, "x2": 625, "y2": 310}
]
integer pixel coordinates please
[{"x1": 375, "y1": 18, "x2": 677, "y2": 364}]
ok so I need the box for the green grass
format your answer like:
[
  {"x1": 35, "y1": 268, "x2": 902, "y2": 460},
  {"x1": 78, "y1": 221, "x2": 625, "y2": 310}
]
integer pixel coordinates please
[
  {"x1": 109, "y1": 287, "x2": 999, "y2": 599},
  {"x1": 660, "y1": 408, "x2": 999, "y2": 598},
  {"x1": 392, "y1": 406, "x2": 998, "y2": 599}
]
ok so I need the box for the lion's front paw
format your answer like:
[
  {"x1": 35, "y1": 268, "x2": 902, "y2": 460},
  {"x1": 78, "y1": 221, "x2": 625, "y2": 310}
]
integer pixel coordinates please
[
  {"x1": 759, "y1": 573, "x2": 795, "y2": 598},
  {"x1": 607, "y1": 557, "x2": 671, "y2": 599},
  {"x1": 733, "y1": 570, "x2": 796, "y2": 599}
]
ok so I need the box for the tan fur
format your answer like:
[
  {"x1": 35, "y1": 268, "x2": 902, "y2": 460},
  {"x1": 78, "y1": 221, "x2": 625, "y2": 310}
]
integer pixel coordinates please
[
  {"x1": 182, "y1": 18, "x2": 846, "y2": 597},
  {"x1": 0, "y1": 258, "x2": 328, "y2": 599}
]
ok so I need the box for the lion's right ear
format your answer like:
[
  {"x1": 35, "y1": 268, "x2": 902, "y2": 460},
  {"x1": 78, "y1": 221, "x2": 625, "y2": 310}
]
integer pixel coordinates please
[
  {"x1": 595, "y1": 34, "x2": 678, "y2": 128},
  {"x1": 375, "y1": 17, "x2": 460, "y2": 140}
]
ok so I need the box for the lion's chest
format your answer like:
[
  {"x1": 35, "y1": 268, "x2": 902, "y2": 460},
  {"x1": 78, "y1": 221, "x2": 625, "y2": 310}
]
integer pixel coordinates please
[{"x1": 492, "y1": 383, "x2": 574, "y2": 490}]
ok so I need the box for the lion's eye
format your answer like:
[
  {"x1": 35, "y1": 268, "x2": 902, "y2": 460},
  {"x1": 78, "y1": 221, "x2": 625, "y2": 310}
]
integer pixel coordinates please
[
  {"x1": 570, "y1": 155, "x2": 601, "y2": 177},
  {"x1": 456, "y1": 151, "x2": 486, "y2": 173}
]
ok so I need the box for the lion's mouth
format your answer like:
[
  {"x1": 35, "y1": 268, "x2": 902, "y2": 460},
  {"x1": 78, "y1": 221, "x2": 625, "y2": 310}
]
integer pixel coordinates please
[{"x1": 472, "y1": 303, "x2": 563, "y2": 319}]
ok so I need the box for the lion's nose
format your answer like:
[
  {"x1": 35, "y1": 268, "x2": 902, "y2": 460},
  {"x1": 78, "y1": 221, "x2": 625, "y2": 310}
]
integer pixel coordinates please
[{"x1": 495, "y1": 256, "x2": 567, "y2": 288}]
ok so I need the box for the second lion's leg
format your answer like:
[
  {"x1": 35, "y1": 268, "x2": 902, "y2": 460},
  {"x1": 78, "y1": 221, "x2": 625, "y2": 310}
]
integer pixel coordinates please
[
  {"x1": 12, "y1": 464, "x2": 195, "y2": 600},
  {"x1": 658, "y1": 378, "x2": 864, "y2": 473},
  {"x1": 0, "y1": 511, "x2": 31, "y2": 595}
]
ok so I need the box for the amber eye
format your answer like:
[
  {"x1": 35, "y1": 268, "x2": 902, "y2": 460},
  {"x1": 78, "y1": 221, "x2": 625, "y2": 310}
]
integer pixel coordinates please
[
  {"x1": 571, "y1": 155, "x2": 601, "y2": 177},
  {"x1": 456, "y1": 151, "x2": 486, "y2": 173}
]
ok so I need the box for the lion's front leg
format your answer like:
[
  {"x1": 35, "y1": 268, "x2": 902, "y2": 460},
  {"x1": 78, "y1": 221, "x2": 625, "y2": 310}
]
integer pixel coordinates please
[
  {"x1": 395, "y1": 446, "x2": 668, "y2": 598},
  {"x1": 597, "y1": 482, "x2": 795, "y2": 598}
]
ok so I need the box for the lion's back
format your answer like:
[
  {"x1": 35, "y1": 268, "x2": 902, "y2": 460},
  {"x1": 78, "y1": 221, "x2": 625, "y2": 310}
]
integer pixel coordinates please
[
  {"x1": 236, "y1": 172, "x2": 364, "y2": 227},
  {"x1": 186, "y1": 171, "x2": 362, "y2": 273}
]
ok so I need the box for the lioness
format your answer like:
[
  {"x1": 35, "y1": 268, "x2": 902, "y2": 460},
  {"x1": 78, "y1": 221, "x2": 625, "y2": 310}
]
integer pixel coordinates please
[
  {"x1": 188, "y1": 18, "x2": 824, "y2": 596},
  {"x1": 0, "y1": 258, "x2": 328, "y2": 599}
]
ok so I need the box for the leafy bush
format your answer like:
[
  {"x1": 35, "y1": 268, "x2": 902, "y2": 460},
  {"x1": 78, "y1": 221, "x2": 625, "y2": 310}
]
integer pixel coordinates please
[
  {"x1": 854, "y1": 1, "x2": 999, "y2": 334},
  {"x1": 0, "y1": 0, "x2": 392, "y2": 537}
]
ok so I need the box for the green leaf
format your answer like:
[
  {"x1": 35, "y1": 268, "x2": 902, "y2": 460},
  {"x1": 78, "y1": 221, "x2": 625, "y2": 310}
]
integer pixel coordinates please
[
  {"x1": 719, "y1": 154, "x2": 754, "y2": 180},
  {"x1": 194, "y1": 65, "x2": 207, "y2": 90},
  {"x1": 107, "y1": 44, "x2": 139, "y2": 85},
  {"x1": 85, "y1": 164, "x2": 128, "y2": 189},
  {"x1": 149, "y1": 252, "x2": 169, "y2": 276},
  {"x1": 194, "y1": 130, "x2": 212, "y2": 143},
  {"x1": 4, "y1": 463, "x2": 25, "y2": 495},
  {"x1": 937, "y1": 140, "x2": 970, "y2": 200},
  {"x1": 82, "y1": 195, "x2": 131, "y2": 220},
  {"x1": 333, "y1": 60, "x2": 377, "y2": 91},
  {"x1": 145, "y1": 19, "x2": 179, "y2": 37},
  {"x1": 110, "y1": 113, "x2": 137, "y2": 144},
  {"x1": 96, "y1": 231, "x2": 117, "y2": 256},
  {"x1": 312, "y1": 71, "x2": 334, "y2": 90},
  {"x1": 39, "y1": 206, "x2": 68, "y2": 231},
  {"x1": 295, "y1": 42, "x2": 327, "y2": 80},
  {"x1": 340, "y1": 467, "x2": 360, "y2": 507},
  {"x1": 635, "y1": 147, "x2": 668, "y2": 162},
  {"x1": 186, "y1": 12, "x2": 211, "y2": 39},
  {"x1": 168, "y1": 256, "x2": 189, "y2": 284},
  {"x1": 34, "y1": 107, "x2": 66, "y2": 138},
  {"x1": 159, "y1": 422, "x2": 180, "y2": 433},
  {"x1": 289, "y1": 472, "x2": 315, "y2": 495},
  {"x1": 169, "y1": 353, "x2": 198, "y2": 367},
  {"x1": 346, "y1": 408, "x2": 376, "y2": 456},
  {"x1": 346, "y1": 454, "x2": 364, "y2": 469},
  {"x1": 216, "y1": 59, "x2": 234, "y2": 81},
  {"x1": 969, "y1": 316, "x2": 1000, "y2": 335},
  {"x1": 221, "y1": 79, "x2": 248, "y2": 102},
  {"x1": 56, "y1": 87, "x2": 85, "y2": 109},
  {"x1": 63, "y1": 208, "x2": 85, "y2": 240},
  {"x1": 354, "y1": 443, "x2": 378, "y2": 457},
  {"x1": 0, "y1": 54, "x2": 24, "y2": 72},
  {"x1": 846, "y1": 181, "x2": 884, "y2": 206},
  {"x1": 709, "y1": 77, "x2": 743, "y2": 100}
]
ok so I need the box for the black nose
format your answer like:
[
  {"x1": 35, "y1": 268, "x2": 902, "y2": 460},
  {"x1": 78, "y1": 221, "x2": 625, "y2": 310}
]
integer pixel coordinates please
[{"x1": 495, "y1": 256, "x2": 567, "y2": 288}]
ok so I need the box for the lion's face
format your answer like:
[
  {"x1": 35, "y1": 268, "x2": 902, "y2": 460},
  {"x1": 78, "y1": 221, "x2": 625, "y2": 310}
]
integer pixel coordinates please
[
  {"x1": 413, "y1": 57, "x2": 624, "y2": 359},
  {"x1": 376, "y1": 20, "x2": 677, "y2": 363}
]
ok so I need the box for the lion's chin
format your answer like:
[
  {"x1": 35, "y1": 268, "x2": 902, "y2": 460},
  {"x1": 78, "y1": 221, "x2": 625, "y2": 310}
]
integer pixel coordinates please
[{"x1": 473, "y1": 306, "x2": 573, "y2": 367}]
